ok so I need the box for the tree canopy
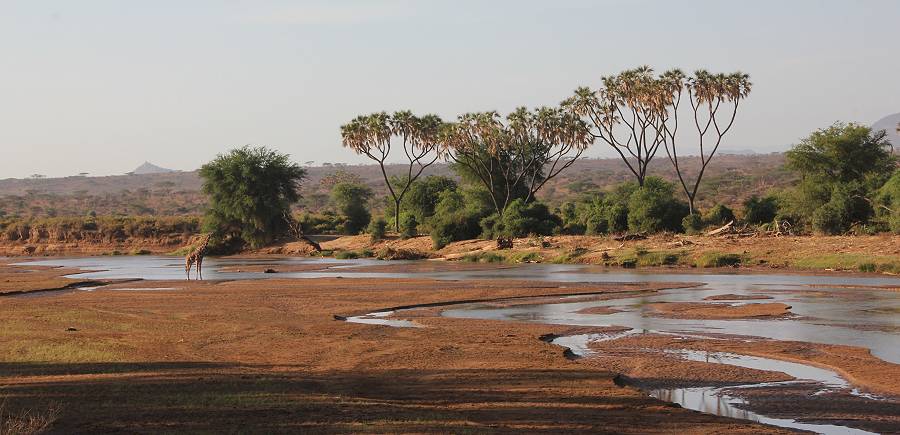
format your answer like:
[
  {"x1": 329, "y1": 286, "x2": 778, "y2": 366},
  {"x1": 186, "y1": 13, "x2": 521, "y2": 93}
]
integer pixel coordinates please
[
  {"x1": 340, "y1": 111, "x2": 444, "y2": 231},
  {"x1": 786, "y1": 122, "x2": 896, "y2": 184},
  {"x1": 200, "y1": 146, "x2": 305, "y2": 250},
  {"x1": 441, "y1": 107, "x2": 591, "y2": 215}
]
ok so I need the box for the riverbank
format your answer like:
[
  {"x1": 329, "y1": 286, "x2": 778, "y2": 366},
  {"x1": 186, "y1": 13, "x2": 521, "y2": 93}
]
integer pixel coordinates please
[
  {"x1": 314, "y1": 233, "x2": 900, "y2": 275},
  {"x1": 4, "y1": 232, "x2": 898, "y2": 276}
]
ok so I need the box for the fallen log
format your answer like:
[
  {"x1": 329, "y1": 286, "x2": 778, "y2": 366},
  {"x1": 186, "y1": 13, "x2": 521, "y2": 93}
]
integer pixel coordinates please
[
  {"x1": 613, "y1": 233, "x2": 647, "y2": 242},
  {"x1": 706, "y1": 221, "x2": 734, "y2": 236}
]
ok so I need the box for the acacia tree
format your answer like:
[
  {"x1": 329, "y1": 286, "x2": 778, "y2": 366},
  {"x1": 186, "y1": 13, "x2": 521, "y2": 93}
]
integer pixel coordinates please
[
  {"x1": 340, "y1": 111, "x2": 443, "y2": 232},
  {"x1": 441, "y1": 107, "x2": 591, "y2": 215},
  {"x1": 663, "y1": 71, "x2": 752, "y2": 214},
  {"x1": 563, "y1": 66, "x2": 685, "y2": 187}
]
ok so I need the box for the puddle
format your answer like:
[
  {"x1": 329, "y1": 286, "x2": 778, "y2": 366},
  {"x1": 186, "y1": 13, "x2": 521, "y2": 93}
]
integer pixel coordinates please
[
  {"x1": 651, "y1": 350, "x2": 879, "y2": 435},
  {"x1": 108, "y1": 287, "x2": 178, "y2": 291},
  {"x1": 649, "y1": 386, "x2": 874, "y2": 435},
  {"x1": 547, "y1": 330, "x2": 639, "y2": 358},
  {"x1": 344, "y1": 311, "x2": 421, "y2": 328}
]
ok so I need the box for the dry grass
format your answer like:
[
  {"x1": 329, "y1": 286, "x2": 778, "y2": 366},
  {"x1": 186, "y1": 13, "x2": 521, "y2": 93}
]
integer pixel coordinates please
[{"x1": 0, "y1": 399, "x2": 59, "y2": 435}]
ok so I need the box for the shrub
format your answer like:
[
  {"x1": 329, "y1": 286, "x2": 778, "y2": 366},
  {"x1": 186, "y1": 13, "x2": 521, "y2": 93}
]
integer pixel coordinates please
[
  {"x1": 626, "y1": 177, "x2": 689, "y2": 233},
  {"x1": 811, "y1": 202, "x2": 846, "y2": 235},
  {"x1": 401, "y1": 175, "x2": 458, "y2": 225},
  {"x1": 682, "y1": 214, "x2": 704, "y2": 235},
  {"x1": 375, "y1": 246, "x2": 427, "y2": 260},
  {"x1": 481, "y1": 199, "x2": 561, "y2": 239},
  {"x1": 399, "y1": 213, "x2": 418, "y2": 239},
  {"x1": 858, "y1": 262, "x2": 876, "y2": 273},
  {"x1": 875, "y1": 171, "x2": 900, "y2": 234},
  {"x1": 298, "y1": 211, "x2": 344, "y2": 234},
  {"x1": 462, "y1": 252, "x2": 506, "y2": 263},
  {"x1": 696, "y1": 252, "x2": 742, "y2": 268},
  {"x1": 331, "y1": 182, "x2": 373, "y2": 235},
  {"x1": 743, "y1": 195, "x2": 779, "y2": 225},
  {"x1": 557, "y1": 202, "x2": 586, "y2": 235},
  {"x1": 510, "y1": 251, "x2": 542, "y2": 263},
  {"x1": 335, "y1": 250, "x2": 360, "y2": 260},
  {"x1": 811, "y1": 183, "x2": 872, "y2": 235},
  {"x1": 604, "y1": 203, "x2": 630, "y2": 233},
  {"x1": 703, "y1": 204, "x2": 735, "y2": 226},
  {"x1": 429, "y1": 190, "x2": 487, "y2": 249},
  {"x1": 367, "y1": 217, "x2": 387, "y2": 242},
  {"x1": 583, "y1": 212, "x2": 607, "y2": 235}
]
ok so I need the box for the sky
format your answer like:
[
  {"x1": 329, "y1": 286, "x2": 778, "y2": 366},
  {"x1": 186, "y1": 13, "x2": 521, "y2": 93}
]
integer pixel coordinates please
[{"x1": 1, "y1": 0, "x2": 899, "y2": 178}]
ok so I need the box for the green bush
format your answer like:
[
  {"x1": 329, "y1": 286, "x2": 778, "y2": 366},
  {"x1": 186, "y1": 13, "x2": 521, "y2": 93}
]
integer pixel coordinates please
[
  {"x1": 858, "y1": 263, "x2": 876, "y2": 273},
  {"x1": 682, "y1": 214, "x2": 704, "y2": 235},
  {"x1": 399, "y1": 213, "x2": 418, "y2": 239},
  {"x1": 298, "y1": 211, "x2": 344, "y2": 234},
  {"x1": 335, "y1": 250, "x2": 360, "y2": 260},
  {"x1": 742, "y1": 195, "x2": 779, "y2": 225},
  {"x1": 626, "y1": 177, "x2": 689, "y2": 233},
  {"x1": 375, "y1": 246, "x2": 427, "y2": 260},
  {"x1": 811, "y1": 202, "x2": 846, "y2": 235},
  {"x1": 481, "y1": 199, "x2": 561, "y2": 239},
  {"x1": 875, "y1": 171, "x2": 900, "y2": 234},
  {"x1": 558, "y1": 202, "x2": 586, "y2": 235},
  {"x1": 811, "y1": 183, "x2": 872, "y2": 235},
  {"x1": 703, "y1": 204, "x2": 735, "y2": 226},
  {"x1": 367, "y1": 217, "x2": 387, "y2": 242},
  {"x1": 696, "y1": 252, "x2": 743, "y2": 268},
  {"x1": 401, "y1": 176, "x2": 458, "y2": 225},
  {"x1": 331, "y1": 182, "x2": 372, "y2": 235},
  {"x1": 429, "y1": 190, "x2": 489, "y2": 249},
  {"x1": 462, "y1": 252, "x2": 506, "y2": 263}
]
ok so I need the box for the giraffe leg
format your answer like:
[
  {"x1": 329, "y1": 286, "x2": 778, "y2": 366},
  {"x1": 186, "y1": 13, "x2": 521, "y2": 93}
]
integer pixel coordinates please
[
  {"x1": 198, "y1": 257, "x2": 203, "y2": 280},
  {"x1": 185, "y1": 259, "x2": 191, "y2": 280}
]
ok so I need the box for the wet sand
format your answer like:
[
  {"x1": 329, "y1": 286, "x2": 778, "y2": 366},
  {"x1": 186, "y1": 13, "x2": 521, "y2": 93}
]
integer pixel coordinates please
[
  {"x1": 647, "y1": 301, "x2": 794, "y2": 319},
  {"x1": 2, "y1": 260, "x2": 898, "y2": 433},
  {"x1": 0, "y1": 261, "x2": 798, "y2": 434}
]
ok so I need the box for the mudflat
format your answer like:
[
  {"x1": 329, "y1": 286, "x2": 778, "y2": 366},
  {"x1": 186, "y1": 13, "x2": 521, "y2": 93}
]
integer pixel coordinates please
[
  {"x1": 0, "y1": 262, "x2": 792, "y2": 434},
  {"x1": 1, "y1": 260, "x2": 897, "y2": 433}
]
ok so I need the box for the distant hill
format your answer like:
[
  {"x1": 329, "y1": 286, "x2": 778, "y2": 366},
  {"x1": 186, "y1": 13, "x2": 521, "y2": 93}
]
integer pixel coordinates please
[
  {"x1": 132, "y1": 162, "x2": 176, "y2": 175},
  {"x1": 0, "y1": 153, "x2": 794, "y2": 218},
  {"x1": 871, "y1": 113, "x2": 900, "y2": 152}
]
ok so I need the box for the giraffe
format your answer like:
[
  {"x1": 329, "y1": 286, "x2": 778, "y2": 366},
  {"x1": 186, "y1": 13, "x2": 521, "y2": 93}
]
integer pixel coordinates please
[{"x1": 185, "y1": 234, "x2": 211, "y2": 280}]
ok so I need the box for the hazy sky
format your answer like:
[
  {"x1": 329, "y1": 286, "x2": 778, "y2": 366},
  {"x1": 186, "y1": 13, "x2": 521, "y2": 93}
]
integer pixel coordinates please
[{"x1": 2, "y1": 0, "x2": 899, "y2": 178}]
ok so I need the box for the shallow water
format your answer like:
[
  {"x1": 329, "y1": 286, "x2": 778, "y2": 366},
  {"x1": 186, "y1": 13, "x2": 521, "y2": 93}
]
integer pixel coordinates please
[
  {"x1": 16, "y1": 256, "x2": 900, "y2": 364},
  {"x1": 12, "y1": 255, "x2": 900, "y2": 433}
]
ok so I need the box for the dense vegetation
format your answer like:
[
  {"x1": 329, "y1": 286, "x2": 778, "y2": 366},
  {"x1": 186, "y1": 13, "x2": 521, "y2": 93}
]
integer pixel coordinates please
[
  {"x1": 0, "y1": 215, "x2": 199, "y2": 245},
  {"x1": 199, "y1": 146, "x2": 306, "y2": 250}
]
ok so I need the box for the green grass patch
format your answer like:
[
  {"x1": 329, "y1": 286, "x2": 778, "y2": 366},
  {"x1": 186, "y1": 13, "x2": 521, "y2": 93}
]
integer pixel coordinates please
[
  {"x1": 635, "y1": 250, "x2": 681, "y2": 267},
  {"x1": 461, "y1": 252, "x2": 506, "y2": 263},
  {"x1": 696, "y1": 252, "x2": 743, "y2": 268},
  {"x1": 551, "y1": 248, "x2": 588, "y2": 264},
  {"x1": 507, "y1": 251, "x2": 542, "y2": 263},
  {"x1": 1, "y1": 340, "x2": 126, "y2": 363},
  {"x1": 793, "y1": 253, "x2": 900, "y2": 272},
  {"x1": 334, "y1": 250, "x2": 360, "y2": 260}
]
